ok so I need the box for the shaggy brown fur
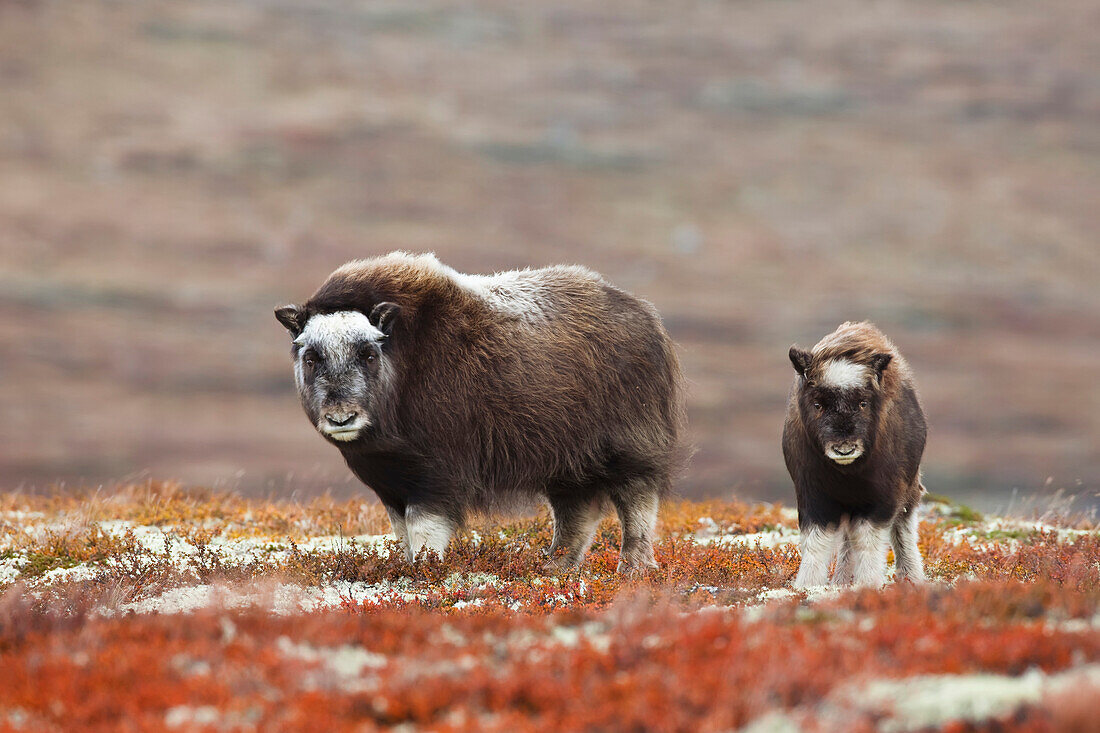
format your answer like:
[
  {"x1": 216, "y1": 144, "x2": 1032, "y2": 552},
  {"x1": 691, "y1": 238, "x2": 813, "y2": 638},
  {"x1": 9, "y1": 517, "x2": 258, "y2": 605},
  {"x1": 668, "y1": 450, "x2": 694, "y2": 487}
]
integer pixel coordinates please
[
  {"x1": 784, "y1": 321, "x2": 927, "y2": 587},
  {"x1": 802, "y1": 321, "x2": 908, "y2": 399},
  {"x1": 276, "y1": 252, "x2": 686, "y2": 572}
]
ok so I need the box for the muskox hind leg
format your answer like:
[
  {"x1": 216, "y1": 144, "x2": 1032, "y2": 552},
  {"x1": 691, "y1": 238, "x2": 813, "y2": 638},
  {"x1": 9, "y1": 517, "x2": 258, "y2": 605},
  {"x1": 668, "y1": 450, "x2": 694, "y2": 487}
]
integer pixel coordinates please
[
  {"x1": 609, "y1": 483, "x2": 660, "y2": 574},
  {"x1": 544, "y1": 494, "x2": 605, "y2": 572},
  {"x1": 890, "y1": 506, "x2": 925, "y2": 583}
]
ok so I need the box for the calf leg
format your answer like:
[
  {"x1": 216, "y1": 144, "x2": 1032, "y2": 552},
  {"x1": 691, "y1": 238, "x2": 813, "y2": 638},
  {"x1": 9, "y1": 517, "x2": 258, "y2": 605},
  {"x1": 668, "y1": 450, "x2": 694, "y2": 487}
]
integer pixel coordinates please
[
  {"x1": 891, "y1": 506, "x2": 925, "y2": 582},
  {"x1": 793, "y1": 523, "x2": 844, "y2": 588},
  {"x1": 848, "y1": 519, "x2": 890, "y2": 588},
  {"x1": 831, "y1": 529, "x2": 855, "y2": 585},
  {"x1": 405, "y1": 505, "x2": 455, "y2": 561},
  {"x1": 545, "y1": 494, "x2": 605, "y2": 572},
  {"x1": 384, "y1": 503, "x2": 412, "y2": 562},
  {"x1": 609, "y1": 484, "x2": 660, "y2": 574}
]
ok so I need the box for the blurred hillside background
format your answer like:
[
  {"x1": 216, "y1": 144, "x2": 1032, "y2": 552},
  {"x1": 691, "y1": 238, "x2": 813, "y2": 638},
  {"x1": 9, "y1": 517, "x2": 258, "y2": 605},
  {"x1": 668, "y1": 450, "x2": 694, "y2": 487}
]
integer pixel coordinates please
[{"x1": 1, "y1": 0, "x2": 1097, "y2": 512}]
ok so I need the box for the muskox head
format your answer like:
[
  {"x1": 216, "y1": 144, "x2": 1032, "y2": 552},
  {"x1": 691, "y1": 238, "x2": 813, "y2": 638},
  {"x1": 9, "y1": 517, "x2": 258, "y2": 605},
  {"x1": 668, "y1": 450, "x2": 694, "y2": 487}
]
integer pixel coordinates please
[
  {"x1": 788, "y1": 347, "x2": 892, "y2": 466},
  {"x1": 275, "y1": 302, "x2": 400, "y2": 444}
]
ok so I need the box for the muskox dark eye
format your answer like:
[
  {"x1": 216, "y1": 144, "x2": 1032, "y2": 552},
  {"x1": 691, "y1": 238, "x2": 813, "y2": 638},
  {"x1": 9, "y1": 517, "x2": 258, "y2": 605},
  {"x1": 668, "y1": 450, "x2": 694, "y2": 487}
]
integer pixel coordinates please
[
  {"x1": 365, "y1": 352, "x2": 376, "y2": 363},
  {"x1": 859, "y1": 400, "x2": 868, "y2": 410},
  {"x1": 813, "y1": 403, "x2": 823, "y2": 412}
]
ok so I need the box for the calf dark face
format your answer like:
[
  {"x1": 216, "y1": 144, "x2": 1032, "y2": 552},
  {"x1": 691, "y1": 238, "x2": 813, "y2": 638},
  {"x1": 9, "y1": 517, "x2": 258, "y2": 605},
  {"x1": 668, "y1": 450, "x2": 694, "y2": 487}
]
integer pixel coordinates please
[
  {"x1": 789, "y1": 346, "x2": 891, "y2": 466},
  {"x1": 799, "y1": 382, "x2": 878, "y2": 464},
  {"x1": 276, "y1": 303, "x2": 400, "y2": 444}
]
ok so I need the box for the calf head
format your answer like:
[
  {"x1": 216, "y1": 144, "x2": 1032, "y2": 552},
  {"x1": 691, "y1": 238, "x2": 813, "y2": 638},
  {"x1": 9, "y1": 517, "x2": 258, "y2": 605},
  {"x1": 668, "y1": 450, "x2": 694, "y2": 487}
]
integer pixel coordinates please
[
  {"x1": 275, "y1": 302, "x2": 400, "y2": 444},
  {"x1": 789, "y1": 346, "x2": 892, "y2": 466}
]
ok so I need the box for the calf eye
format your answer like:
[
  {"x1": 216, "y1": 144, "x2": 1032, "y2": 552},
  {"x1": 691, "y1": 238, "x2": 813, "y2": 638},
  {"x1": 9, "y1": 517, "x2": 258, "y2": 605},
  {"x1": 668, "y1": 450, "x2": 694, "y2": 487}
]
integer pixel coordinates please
[
  {"x1": 859, "y1": 401, "x2": 868, "y2": 410},
  {"x1": 813, "y1": 402, "x2": 823, "y2": 412},
  {"x1": 365, "y1": 353, "x2": 376, "y2": 363}
]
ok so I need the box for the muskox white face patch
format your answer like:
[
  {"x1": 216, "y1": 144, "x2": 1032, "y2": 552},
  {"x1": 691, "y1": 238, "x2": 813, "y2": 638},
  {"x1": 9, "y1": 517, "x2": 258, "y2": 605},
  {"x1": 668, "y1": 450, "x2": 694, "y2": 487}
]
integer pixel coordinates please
[
  {"x1": 293, "y1": 311, "x2": 391, "y2": 442},
  {"x1": 295, "y1": 311, "x2": 385, "y2": 363},
  {"x1": 819, "y1": 359, "x2": 868, "y2": 390}
]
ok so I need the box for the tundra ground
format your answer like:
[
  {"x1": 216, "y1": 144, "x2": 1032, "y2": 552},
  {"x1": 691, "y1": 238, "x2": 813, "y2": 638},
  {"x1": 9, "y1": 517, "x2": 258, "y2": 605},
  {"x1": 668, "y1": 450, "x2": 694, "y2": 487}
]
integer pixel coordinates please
[{"x1": 1, "y1": 481, "x2": 1098, "y2": 731}]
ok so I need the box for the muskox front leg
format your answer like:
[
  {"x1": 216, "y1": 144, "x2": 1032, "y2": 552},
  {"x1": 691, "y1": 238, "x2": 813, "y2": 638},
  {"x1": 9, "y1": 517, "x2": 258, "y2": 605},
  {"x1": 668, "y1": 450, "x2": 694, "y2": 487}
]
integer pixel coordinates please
[
  {"x1": 890, "y1": 506, "x2": 925, "y2": 583},
  {"x1": 383, "y1": 503, "x2": 412, "y2": 561},
  {"x1": 405, "y1": 505, "x2": 455, "y2": 561},
  {"x1": 610, "y1": 487, "x2": 660, "y2": 574},
  {"x1": 848, "y1": 519, "x2": 890, "y2": 588},
  {"x1": 544, "y1": 494, "x2": 604, "y2": 572},
  {"x1": 793, "y1": 523, "x2": 844, "y2": 588}
]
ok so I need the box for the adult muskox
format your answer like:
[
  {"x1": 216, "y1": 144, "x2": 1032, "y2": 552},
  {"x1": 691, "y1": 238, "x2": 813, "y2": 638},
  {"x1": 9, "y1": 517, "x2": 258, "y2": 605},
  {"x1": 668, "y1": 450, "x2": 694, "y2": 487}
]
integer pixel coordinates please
[
  {"x1": 275, "y1": 252, "x2": 685, "y2": 572},
  {"x1": 783, "y1": 321, "x2": 927, "y2": 588}
]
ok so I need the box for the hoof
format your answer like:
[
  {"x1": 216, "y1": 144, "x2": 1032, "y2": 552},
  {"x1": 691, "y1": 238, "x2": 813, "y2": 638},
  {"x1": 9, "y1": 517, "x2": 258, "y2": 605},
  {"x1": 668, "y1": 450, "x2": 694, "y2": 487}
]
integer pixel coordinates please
[
  {"x1": 542, "y1": 555, "x2": 580, "y2": 575},
  {"x1": 616, "y1": 557, "x2": 659, "y2": 577},
  {"x1": 895, "y1": 574, "x2": 927, "y2": 585},
  {"x1": 790, "y1": 574, "x2": 828, "y2": 590}
]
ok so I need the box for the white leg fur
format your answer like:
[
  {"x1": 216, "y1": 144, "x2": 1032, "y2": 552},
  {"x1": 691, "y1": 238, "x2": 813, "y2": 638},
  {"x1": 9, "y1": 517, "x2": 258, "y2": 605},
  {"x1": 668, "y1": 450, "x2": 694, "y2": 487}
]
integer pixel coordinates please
[
  {"x1": 831, "y1": 531, "x2": 854, "y2": 585},
  {"x1": 891, "y1": 507, "x2": 925, "y2": 582},
  {"x1": 385, "y1": 505, "x2": 412, "y2": 561},
  {"x1": 406, "y1": 507, "x2": 454, "y2": 560},
  {"x1": 848, "y1": 520, "x2": 890, "y2": 588},
  {"x1": 794, "y1": 524, "x2": 844, "y2": 588}
]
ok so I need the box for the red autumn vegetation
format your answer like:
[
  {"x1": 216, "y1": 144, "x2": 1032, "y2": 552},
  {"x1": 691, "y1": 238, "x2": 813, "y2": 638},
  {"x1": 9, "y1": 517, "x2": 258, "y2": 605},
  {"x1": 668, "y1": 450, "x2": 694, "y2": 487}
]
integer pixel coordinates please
[{"x1": 1, "y1": 482, "x2": 1097, "y2": 731}]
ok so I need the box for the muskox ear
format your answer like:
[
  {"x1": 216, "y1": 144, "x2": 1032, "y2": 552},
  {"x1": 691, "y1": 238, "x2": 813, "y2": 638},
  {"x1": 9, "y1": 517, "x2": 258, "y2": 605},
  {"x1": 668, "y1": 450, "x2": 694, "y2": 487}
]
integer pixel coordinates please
[
  {"x1": 274, "y1": 304, "x2": 305, "y2": 337},
  {"x1": 369, "y1": 301, "x2": 401, "y2": 338},
  {"x1": 870, "y1": 353, "x2": 893, "y2": 380},
  {"x1": 789, "y1": 346, "x2": 812, "y2": 377}
]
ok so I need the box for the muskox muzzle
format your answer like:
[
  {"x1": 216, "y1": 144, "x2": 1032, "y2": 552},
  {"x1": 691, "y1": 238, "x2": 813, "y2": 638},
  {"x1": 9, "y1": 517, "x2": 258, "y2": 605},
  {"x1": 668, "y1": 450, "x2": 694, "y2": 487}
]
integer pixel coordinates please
[
  {"x1": 824, "y1": 440, "x2": 864, "y2": 465},
  {"x1": 319, "y1": 407, "x2": 363, "y2": 440}
]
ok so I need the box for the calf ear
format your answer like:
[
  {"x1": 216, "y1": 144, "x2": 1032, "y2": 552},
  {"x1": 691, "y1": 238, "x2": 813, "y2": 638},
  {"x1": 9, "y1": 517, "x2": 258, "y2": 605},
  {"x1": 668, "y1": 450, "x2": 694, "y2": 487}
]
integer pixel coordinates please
[
  {"x1": 369, "y1": 301, "x2": 401, "y2": 337},
  {"x1": 789, "y1": 346, "x2": 812, "y2": 377},
  {"x1": 870, "y1": 353, "x2": 893, "y2": 379},
  {"x1": 274, "y1": 304, "x2": 304, "y2": 337}
]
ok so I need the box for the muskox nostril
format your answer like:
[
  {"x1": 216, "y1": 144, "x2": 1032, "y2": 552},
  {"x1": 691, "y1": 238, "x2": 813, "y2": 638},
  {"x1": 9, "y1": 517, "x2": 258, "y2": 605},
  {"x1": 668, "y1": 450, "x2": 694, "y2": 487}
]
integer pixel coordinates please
[
  {"x1": 325, "y1": 412, "x2": 357, "y2": 427},
  {"x1": 834, "y1": 444, "x2": 855, "y2": 455}
]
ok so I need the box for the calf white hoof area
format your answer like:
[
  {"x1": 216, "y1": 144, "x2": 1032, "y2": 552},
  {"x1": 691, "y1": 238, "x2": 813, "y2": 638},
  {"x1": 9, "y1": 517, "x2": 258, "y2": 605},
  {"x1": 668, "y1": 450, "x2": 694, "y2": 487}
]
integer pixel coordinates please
[
  {"x1": 894, "y1": 573, "x2": 928, "y2": 586},
  {"x1": 850, "y1": 580, "x2": 887, "y2": 590}
]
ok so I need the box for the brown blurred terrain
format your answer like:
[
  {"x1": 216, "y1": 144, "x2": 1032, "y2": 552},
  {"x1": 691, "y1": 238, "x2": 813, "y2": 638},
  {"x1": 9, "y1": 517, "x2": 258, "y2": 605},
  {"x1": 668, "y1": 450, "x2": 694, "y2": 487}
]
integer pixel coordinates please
[{"x1": 1, "y1": 0, "x2": 1097, "y2": 511}]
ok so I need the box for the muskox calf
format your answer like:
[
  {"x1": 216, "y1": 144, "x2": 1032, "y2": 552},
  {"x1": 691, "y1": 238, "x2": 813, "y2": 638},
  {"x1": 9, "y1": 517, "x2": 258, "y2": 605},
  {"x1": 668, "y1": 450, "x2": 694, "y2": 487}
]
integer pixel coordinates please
[
  {"x1": 275, "y1": 252, "x2": 685, "y2": 572},
  {"x1": 783, "y1": 322, "x2": 927, "y2": 588}
]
